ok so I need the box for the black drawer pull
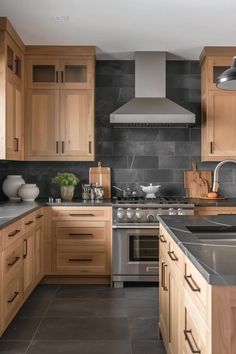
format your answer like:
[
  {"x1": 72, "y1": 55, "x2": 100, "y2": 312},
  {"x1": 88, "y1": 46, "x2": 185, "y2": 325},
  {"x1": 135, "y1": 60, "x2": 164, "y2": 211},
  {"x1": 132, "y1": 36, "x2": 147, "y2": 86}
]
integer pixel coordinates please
[
  {"x1": 184, "y1": 274, "x2": 201, "y2": 292},
  {"x1": 8, "y1": 229, "x2": 20, "y2": 237},
  {"x1": 161, "y1": 262, "x2": 168, "y2": 291},
  {"x1": 23, "y1": 239, "x2": 28, "y2": 259},
  {"x1": 14, "y1": 137, "x2": 19, "y2": 152},
  {"x1": 168, "y1": 250, "x2": 178, "y2": 261},
  {"x1": 184, "y1": 329, "x2": 201, "y2": 353},
  {"x1": 25, "y1": 220, "x2": 33, "y2": 226},
  {"x1": 36, "y1": 214, "x2": 43, "y2": 219},
  {"x1": 68, "y1": 233, "x2": 94, "y2": 237},
  {"x1": 68, "y1": 258, "x2": 92, "y2": 262},
  {"x1": 159, "y1": 234, "x2": 167, "y2": 243},
  {"x1": 7, "y1": 291, "x2": 19, "y2": 304},
  {"x1": 69, "y1": 213, "x2": 95, "y2": 217},
  {"x1": 8, "y1": 256, "x2": 20, "y2": 267}
]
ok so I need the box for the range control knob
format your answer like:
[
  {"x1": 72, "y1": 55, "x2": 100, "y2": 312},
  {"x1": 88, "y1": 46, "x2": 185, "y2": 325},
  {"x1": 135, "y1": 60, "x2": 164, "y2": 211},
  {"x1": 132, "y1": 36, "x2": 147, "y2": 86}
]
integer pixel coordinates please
[
  {"x1": 135, "y1": 208, "x2": 142, "y2": 219},
  {"x1": 127, "y1": 208, "x2": 135, "y2": 219},
  {"x1": 117, "y1": 208, "x2": 125, "y2": 219},
  {"x1": 147, "y1": 213, "x2": 155, "y2": 222}
]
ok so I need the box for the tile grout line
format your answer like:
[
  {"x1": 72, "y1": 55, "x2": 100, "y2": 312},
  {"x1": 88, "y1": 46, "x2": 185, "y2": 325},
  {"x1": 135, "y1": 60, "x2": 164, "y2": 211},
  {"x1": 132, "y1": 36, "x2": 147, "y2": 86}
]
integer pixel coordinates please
[{"x1": 24, "y1": 285, "x2": 61, "y2": 354}]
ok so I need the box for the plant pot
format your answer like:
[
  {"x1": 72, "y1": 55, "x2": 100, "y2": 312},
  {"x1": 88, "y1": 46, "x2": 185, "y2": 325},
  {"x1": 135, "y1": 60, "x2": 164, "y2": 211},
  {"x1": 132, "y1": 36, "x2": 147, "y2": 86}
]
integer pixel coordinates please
[
  {"x1": 60, "y1": 186, "x2": 75, "y2": 201},
  {"x1": 2, "y1": 175, "x2": 26, "y2": 201}
]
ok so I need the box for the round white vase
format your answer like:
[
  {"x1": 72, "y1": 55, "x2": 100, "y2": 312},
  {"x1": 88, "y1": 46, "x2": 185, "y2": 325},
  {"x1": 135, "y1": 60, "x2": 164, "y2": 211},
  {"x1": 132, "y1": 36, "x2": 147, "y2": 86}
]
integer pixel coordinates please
[
  {"x1": 18, "y1": 184, "x2": 39, "y2": 202},
  {"x1": 2, "y1": 175, "x2": 26, "y2": 201}
]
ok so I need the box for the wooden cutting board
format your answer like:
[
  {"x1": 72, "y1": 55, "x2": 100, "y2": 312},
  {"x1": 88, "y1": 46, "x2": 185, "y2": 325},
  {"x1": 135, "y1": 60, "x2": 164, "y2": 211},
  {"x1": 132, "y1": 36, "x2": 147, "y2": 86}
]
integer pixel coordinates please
[
  {"x1": 184, "y1": 161, "x2": 212, "y2": 198},
  {"x1": 89, "y1": 161, "x2": 111, "y2": 199}
]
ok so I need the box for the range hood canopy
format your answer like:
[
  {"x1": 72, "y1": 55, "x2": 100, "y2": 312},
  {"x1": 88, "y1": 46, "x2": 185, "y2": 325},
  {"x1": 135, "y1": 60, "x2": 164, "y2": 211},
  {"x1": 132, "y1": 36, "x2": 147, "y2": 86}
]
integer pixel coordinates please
[{"x1": 110, "y1": 52, "x2": 195, "y2": 127}]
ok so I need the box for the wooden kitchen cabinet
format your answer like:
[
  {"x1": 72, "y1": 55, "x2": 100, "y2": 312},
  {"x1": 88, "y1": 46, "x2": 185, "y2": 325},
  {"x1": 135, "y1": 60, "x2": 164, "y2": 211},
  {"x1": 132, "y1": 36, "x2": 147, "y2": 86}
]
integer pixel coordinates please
[
  {"x1": 0, "y1": 18, "x2": 24, "y2": 160},
  {"x1": 200, "y1": 47, "x2": 236, "y2": 161},
  {"x1": 25, "y1": 47, "x2": 95, "y2": 161},
  {"x1": 51, "y1": 207, "x2": 112, "y2": 280}
]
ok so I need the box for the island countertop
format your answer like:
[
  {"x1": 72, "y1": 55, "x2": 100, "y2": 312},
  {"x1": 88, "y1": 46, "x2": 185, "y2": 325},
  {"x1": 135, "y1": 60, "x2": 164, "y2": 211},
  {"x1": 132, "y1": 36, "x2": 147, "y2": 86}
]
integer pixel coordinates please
[{"x1": 158, "y1": 214, "x2": 236, "y2": 286}]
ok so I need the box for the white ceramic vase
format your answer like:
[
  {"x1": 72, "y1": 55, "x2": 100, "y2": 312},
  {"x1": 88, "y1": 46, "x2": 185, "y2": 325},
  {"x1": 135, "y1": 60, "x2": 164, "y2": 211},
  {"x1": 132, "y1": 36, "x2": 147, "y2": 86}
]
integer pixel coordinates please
[
  {"x1": 18, "y1": 184, "x2": 39, "y2": 202},
  {"x1": 2, "y1": 175, "x2": 26, "y2": 201}
]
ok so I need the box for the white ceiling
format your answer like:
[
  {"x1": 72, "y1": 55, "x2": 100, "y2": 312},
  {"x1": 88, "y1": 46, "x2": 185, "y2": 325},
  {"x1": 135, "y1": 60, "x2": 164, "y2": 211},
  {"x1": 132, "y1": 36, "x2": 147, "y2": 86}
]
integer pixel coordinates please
[{"x1": 0, "y1": 0, "x2": 235, "y2": 60}]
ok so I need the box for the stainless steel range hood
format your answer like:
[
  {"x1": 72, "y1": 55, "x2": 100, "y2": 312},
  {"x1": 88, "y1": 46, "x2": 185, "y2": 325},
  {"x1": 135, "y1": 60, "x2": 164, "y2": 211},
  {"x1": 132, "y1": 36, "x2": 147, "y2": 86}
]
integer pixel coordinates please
[{"x1": 110, "y1": 52, "x2": 195, "y2": 127}]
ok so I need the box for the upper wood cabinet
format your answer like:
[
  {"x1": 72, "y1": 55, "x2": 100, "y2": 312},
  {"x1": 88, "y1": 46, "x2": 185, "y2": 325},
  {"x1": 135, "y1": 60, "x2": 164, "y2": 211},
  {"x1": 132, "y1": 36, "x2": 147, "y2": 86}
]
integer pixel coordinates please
[
  {"x1": 200, "y1": 47, "x2": 236, "y2": 161},
  {"x1": 25, "y1": 47, "x2": 95, "y2": 161},
  {"x1": 0, "y1": 18, "x2": 24, "y2": 160}
]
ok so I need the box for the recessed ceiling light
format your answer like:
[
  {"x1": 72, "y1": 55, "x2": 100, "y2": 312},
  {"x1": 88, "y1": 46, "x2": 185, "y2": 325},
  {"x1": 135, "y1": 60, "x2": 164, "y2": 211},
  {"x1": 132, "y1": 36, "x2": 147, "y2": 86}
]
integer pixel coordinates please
[{"x1": 54, "y1": 16, "x2": 70, "y2": 23}]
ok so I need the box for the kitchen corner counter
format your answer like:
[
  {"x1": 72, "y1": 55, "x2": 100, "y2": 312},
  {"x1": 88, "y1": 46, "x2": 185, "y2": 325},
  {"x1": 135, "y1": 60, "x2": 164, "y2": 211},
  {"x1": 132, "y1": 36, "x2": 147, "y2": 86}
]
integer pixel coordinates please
[
  {"x1": 158, "y1": 214, "x2": 236, "y2": 286},
  {"x1": 0, "y1": 201, "x2": 44, "y2": 229}
]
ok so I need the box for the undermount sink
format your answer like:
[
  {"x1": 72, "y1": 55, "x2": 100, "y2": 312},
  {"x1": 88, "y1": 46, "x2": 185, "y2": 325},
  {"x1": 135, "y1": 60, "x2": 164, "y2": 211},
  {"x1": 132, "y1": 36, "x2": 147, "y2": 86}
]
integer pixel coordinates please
[{"x1": 186, "y1": 225, "x2": 236, "y2": 241}]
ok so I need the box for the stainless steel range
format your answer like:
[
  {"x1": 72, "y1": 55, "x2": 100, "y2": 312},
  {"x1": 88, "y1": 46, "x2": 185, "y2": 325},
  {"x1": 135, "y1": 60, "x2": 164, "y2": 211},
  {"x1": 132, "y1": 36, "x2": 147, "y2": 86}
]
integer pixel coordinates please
[{"x1": 112, "y1": 197, "x2": 194, "y2": 288}]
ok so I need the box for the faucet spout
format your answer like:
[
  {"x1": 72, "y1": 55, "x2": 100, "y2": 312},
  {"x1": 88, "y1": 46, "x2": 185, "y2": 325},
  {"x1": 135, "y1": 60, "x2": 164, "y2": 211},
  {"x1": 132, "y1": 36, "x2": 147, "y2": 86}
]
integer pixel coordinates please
[{"x1": 212, "y1": 159, "x2": 236, "y2": 192}]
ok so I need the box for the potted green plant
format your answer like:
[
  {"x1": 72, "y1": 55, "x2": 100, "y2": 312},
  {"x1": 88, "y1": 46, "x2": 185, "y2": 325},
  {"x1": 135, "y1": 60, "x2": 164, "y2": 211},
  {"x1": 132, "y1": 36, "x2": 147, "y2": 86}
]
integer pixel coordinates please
[{"x1": 52, "y1": 172, "x2": 79, "y2": 201}]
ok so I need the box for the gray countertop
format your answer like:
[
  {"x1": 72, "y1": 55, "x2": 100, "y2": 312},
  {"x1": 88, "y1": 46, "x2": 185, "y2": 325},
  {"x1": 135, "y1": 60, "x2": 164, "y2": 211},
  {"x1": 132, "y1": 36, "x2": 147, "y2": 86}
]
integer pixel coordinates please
[
  {"x1": 158, "y1": 214, "x2": 236, "y2": 286},
  {"x1": 0, "y1": 200, "x2": 113, "y2": 229}
]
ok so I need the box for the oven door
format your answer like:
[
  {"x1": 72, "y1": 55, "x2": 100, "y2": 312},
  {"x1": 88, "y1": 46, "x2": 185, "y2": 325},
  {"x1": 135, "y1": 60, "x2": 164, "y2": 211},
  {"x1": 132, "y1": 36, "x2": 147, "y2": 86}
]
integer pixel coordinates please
[{"x1": 112, "y1": 226, "x2": 159, "y2": 278}]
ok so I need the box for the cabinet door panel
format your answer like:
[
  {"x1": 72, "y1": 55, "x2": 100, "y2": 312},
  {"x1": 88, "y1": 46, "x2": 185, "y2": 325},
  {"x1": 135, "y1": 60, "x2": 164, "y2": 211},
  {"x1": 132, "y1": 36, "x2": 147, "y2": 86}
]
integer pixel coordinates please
[
  {"x1": 23, "y1": 232, "x2": 35, "y2": 296},
  {"x1": 6, "y1": 80, "x2": 15, "y2": 156},
  {"x1": 208, "y1": 92, "x2": 236, "y2": 158},
  {"x1": 60, "y1": 90, "x2": 93, "y2": 158},
  {"x1": 27, "y1": 59, "x2": 59, "y2": 89},
  {"x1": 159, "y1": 249, "x2": 169, "y2": 350},
  {"x1": 35, "y1": 224, "x2": 43, "y2": 282},
  {"x1": 60, "y1": 58, "x2": 93, "y2": 89},
  {"x1": 25, "y1": 89, "x2": 59, "y2": 159}
]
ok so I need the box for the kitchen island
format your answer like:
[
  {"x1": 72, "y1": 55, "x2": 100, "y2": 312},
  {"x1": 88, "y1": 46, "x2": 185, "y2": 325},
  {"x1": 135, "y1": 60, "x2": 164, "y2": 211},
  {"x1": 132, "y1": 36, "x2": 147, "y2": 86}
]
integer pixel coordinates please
[{"x1": 158, "y1": 214, "x2": 236, "y2": 354}]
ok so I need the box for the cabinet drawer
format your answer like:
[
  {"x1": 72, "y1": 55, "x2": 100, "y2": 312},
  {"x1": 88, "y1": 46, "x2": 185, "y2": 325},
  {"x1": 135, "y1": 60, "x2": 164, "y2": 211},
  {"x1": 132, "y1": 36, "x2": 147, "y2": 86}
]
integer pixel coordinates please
[
  {"x1": 184, "y1": 257, "x2": 211, "y2": 326},
  {"x1": 3, "y1": 238, "x2": 23, "y2": 282},
  {"x1": 23, "y1": 212, "x2": 36, "y2": 231},
  {"x1": 55, "y1": 252, "x2": 108, "y2": 275},
  {"x1": 183, "y1": 289, "x2": 210, "y2": 354},
  {"x1": 56, "y1": 226, "x2": 105, "y2": 243},
  {"x1": 3, "y1": 270, "x2": 23, "y2": 327},
  {"x1": 51, "y1": 207, "x2": 111, "y2": 221},
  {"x1": 3, "y1": 220, "x2": 23, "y2": 249},
  {"x1": 168, "y1": 237, "x2": 184, "y2": 272}
]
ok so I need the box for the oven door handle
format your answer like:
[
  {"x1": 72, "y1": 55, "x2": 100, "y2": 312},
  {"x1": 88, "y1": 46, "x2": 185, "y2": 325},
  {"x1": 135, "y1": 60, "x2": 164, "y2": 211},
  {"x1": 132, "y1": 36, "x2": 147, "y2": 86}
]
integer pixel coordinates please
[{"x1": 112, "y1": 225, "x2": 160, "y2": 229}]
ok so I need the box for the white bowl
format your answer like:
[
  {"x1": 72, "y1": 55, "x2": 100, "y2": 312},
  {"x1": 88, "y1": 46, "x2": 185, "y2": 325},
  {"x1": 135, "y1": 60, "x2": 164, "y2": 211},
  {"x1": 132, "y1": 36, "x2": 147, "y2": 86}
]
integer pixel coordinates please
[{"x1": 140, "y1": 184, "x2": 161, "y2": 198}]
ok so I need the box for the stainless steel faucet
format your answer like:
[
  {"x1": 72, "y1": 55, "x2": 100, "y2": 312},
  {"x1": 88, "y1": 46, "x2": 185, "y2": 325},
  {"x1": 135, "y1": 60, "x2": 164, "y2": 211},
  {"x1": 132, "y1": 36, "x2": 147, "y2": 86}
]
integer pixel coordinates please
[{"x1": 212, "y1": 159, "x2": 236, "y2": 192}]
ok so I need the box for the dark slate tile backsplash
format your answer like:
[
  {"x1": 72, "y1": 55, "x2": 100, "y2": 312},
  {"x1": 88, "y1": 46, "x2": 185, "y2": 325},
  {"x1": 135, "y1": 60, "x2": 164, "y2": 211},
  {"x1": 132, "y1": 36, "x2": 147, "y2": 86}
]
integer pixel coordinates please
[{"x1": 0, "y1": 60, "x2": 235, "y2": 200}]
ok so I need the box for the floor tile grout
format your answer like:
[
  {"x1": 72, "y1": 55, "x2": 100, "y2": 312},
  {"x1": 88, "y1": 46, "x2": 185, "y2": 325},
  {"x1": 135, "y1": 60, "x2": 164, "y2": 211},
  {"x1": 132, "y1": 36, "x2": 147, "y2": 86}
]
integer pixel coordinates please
[{"x1": 24, "y1": 285, "x2": 61, "y2": 354}]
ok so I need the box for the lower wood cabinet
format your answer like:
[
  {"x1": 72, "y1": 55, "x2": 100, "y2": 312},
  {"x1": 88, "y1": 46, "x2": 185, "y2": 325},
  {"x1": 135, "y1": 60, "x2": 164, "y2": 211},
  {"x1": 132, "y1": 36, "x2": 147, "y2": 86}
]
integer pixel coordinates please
[
  {"x1": 51, "y1": 207, "x2": 112, "y2": 277},
  {"x1": 159, "y1": 224, "x2": 236, "y2": 354}
]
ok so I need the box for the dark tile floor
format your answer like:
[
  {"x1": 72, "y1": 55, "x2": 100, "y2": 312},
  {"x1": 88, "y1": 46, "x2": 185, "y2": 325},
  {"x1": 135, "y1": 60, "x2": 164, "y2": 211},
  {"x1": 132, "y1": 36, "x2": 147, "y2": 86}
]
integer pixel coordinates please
[{"x1": 0, "y1": 284, "x2": 166, "y2": 354}]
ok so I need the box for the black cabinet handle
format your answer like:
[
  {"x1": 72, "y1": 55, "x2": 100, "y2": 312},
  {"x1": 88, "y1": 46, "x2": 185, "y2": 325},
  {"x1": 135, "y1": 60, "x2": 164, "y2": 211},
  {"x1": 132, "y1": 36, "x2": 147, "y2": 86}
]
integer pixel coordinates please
[
  {"x1": 69, "y1": 213, "x2": 95, "y2": 217},
  {"x1": 184, "y1": 274, "x2": 201, "y2": 292},
  {"x1": 168, "y1": 250, "x2": 178, "y2": 261},
  {"x1": 56, "y1": 141, "x2": 59, "y2": 154},
  {"x1": 184, "y1": 329, "x2": 201, "y2": 353},
  {"x1": 68, "y1": 233, "x2": 94, "y2": 237},
  {"x1": 89, "y1": 141, "x2": 92, "y2": 153},
  {"x1": 161, "y1": 262, "x2": 168, "y2": 291},
  {"x1": 8, "y1": 256, "x2": 20, "y2": 266},
  {"x1": 61, "y1": 71, "x2": 64, "y2": 83},
  {"x1": 56, "y1": 70, "x2": 59, "y2": 83},
  {"x1": 8, "y1": 229, "x2": 20, "y2": 237},
  {"x1": 23, "y1": 239, "x2": 28, "y2": 259},
  {"x1": 7, "y1": 291, "x2": 19, "y2": 304},
  {"x1": 36, "y1": 214, "x2": 43, "y2": 219},
  {"x1": 69, "y1": 258, "x2": 92, "y2": 262},
  {"x1": 159, "y1": 234, "x2": 167, "y2": 243},
  {"x1": 25, "y1": 220, "x2": 33, "y2": 226},
  {"x1": 62, "y1": 141, "x2": 65, "y2": 154},
  {"x1": 210, "y1": 141, "x2": 213, "y2": 154},
  {"x1": 14, "y1": 138, "x2": 19, "y2": 152}
]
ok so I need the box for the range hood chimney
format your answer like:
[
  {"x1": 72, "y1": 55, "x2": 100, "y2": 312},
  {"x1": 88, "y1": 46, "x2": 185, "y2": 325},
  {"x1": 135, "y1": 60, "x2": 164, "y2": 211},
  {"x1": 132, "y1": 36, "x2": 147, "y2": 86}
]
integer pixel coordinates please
[{"x1": 110, "y1": 52, "x2": 195, "y2": 127}]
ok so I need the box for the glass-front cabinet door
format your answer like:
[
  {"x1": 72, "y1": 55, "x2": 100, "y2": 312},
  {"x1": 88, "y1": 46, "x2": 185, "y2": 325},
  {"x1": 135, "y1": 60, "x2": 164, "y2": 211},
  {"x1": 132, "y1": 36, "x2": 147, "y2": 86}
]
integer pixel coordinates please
[
  {"x1": 6, "y1": 35, "x2": 23, "y2": 85},
  {"x1": 27, "y1": 59, "x2": 59, "y2": 89},
  {"x1": 59, "y1": 58, "x2": 93, "y2": 89},
  {"x1": 207, "y1": 57, "x2": 233, "y2": 90}
]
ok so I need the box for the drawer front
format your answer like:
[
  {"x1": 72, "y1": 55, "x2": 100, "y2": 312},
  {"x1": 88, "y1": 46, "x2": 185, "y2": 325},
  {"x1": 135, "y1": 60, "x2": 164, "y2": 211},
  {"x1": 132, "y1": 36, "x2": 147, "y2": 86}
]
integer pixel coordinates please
[
  {"x1": 55, "y1": 252, "x2": 109, "y2": 275},
  {"x1": 184, "y1": 257, "x2": 211, "y2": 326},
  {"x1": 51, "y1": 207, "x2": 111, "y2": 221},
  {"x1": 3, "y1": 220, "x2": 23, "y2": 249},
  {"x1": 3, "y1": 238, "x2": 23, "y2": 282},
  {"x1": 3, "y1": 271, "x2": 23, "y2": 327},
  {"x1": 23, "y1": 212, "x2": 36, "y2": 232},
  {"x1": 56, "y1": 226, "x2": 105, "y2": 243},
  {"x1": 35, "y1": 208, "x2": 44, "y2": 224},
  {"x1": 182, "y1": 289, "x2": 210, "y2": 354}
]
